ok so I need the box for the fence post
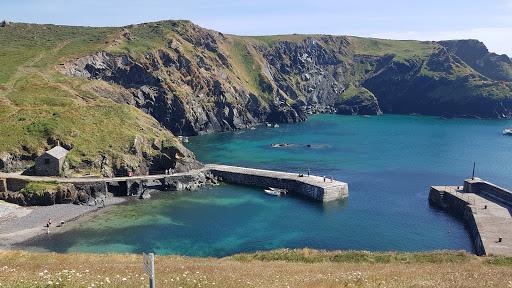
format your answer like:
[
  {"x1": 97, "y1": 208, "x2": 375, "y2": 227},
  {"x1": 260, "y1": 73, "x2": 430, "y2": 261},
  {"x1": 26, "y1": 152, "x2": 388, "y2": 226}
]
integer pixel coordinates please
[{"x1": 143, "y1": 252, "x2": 155, "y2": 288}]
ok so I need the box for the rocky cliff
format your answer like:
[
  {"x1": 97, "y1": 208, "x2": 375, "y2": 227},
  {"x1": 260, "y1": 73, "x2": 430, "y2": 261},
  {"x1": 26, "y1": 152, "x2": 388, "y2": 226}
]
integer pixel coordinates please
[{"x1": 63, "y1": 21, "x2": 512, "y2": 138}]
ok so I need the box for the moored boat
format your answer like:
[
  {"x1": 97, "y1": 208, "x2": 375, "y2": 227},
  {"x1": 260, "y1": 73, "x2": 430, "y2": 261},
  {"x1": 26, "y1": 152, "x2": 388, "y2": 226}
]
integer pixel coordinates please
[
  {"x1": 503, "y1": 128, "x2": 512, "y2": 135},
  {"x1": 264, "y1": 187, "x2": 288, "y2": 196}
]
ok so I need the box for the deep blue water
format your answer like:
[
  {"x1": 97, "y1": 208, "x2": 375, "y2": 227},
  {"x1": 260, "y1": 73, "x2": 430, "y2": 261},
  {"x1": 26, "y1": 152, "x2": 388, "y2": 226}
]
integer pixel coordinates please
[{"x1": 27, "y1": 115, "x2": 512, "y2": 256}]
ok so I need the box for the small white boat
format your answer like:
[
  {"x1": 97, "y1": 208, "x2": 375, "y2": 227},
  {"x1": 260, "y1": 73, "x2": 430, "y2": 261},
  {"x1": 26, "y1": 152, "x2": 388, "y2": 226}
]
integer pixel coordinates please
[
  {"x1": 266, "y1": 123, "x2": 272, "y2": 127},
  {"x1": 503, "y1": 128, "x2": 512, "y2": 135},
  {"x1": 270, "y1": 187, "x2": 287, "y2": 194},
  {"x1": 183, "y1": 137, "x2": 189, "y2": 143},
  {"x1": 264, "y1": 189, "x2": 281, "y2": 196},
  {"x1": 273, "y1": 123, "x2": 280, "y2": 128},
  {"x1": 264, "y1": 187, "x2": 287, "y2": 196}
]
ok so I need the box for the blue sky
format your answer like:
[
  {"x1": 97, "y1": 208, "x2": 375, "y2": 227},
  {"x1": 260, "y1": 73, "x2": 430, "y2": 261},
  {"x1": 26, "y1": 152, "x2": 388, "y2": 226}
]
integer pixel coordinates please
[{"x1": 2, "y1": 0, "x2": 512, "y2": 55}]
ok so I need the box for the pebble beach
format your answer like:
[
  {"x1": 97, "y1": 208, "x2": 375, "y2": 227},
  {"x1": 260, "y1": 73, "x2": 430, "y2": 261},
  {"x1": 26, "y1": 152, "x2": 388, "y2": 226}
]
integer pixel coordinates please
[{"x1": 0, "y1": 198, "x2": 126, "y2": 250}]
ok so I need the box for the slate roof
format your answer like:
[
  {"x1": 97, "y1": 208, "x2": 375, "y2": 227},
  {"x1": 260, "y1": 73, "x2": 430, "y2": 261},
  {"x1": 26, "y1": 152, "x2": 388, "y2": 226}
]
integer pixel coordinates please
[{"x1": 45, "y1": 145, "x2": 69, "y2": 159}]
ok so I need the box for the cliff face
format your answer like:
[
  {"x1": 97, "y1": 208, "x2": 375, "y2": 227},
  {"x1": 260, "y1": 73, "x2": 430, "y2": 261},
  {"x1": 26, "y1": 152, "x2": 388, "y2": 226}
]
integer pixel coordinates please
[
  {"x1": 63, "y1": 23, "x2": 308, "y2": 136},
  {"x1": 63, "y1": 21, "x2": 512, "y2": 137},
  {"x1": 439, "y1": 40, "x2": 512, "y2": 81}
]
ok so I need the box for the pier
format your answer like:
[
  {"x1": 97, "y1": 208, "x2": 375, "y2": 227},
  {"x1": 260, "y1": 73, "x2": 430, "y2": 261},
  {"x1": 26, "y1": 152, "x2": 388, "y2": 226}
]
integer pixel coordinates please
[
  {"x1": 429, "y1": 178, "x2": 512, "y2": 256},
  {"x1": 0, "y1": 164, "x2": 348, "y2": 203},
  {"x1": 207, "y1": 164, "x2": 348, "y2": 202}
]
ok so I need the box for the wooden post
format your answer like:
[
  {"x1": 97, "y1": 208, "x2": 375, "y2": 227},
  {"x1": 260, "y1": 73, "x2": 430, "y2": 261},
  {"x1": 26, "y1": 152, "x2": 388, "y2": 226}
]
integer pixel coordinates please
[{"x1": 143, "y1": 252, "x2": 155, "y2": 288}]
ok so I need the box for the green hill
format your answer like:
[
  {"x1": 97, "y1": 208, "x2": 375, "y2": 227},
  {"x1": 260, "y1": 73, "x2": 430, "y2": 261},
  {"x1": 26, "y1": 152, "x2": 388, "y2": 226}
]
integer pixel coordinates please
[{"x1": 0, "y1": 23, "x2": 199, "y2": 175}]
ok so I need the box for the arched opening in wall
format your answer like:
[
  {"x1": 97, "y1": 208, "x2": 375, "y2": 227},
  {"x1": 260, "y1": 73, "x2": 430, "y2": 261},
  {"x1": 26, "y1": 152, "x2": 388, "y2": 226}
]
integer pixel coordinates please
[
  {"x1": 129, "y1": 182, "x2": 140, "y2": 196},
  {"x1": 107, "y1": 181, "x2": 128, "y2": 196}
]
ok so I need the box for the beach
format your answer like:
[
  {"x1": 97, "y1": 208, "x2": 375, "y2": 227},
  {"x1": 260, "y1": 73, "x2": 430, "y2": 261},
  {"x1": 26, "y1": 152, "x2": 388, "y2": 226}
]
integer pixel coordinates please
[{"x1": 0, "y1": 197, "x2": 126, "y2": 250}]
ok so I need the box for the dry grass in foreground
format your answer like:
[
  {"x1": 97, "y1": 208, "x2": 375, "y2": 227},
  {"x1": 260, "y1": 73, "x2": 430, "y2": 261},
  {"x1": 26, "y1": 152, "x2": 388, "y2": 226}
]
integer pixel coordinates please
[{"x1": 0, "y1": 249, "x2": 512, "y2": 287}]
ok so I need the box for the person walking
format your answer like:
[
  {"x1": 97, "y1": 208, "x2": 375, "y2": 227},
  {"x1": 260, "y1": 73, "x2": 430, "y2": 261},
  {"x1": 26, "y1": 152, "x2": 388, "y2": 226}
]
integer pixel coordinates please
[{"x1": 46, "y1": 218, "x2": 52, "y2": 234}]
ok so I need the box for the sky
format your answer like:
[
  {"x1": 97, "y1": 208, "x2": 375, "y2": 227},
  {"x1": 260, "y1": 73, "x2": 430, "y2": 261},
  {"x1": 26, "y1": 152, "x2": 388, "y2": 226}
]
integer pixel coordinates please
[{"x1": 1, "y1": 0, "x2": 512, "y2": 56}]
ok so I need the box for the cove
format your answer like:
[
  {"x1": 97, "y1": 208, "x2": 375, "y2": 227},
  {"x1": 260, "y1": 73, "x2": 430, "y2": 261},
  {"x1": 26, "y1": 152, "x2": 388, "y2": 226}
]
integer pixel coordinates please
[{"x1": 23, "y1": 115, "x2": 512, "y2": 256}]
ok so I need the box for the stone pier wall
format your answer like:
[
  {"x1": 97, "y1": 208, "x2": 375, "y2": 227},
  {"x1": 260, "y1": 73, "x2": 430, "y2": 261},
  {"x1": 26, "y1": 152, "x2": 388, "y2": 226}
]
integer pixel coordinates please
[
  {"x1": 464, "y1": 178, "x2": 512, "y2": 204},
  {"x1": 208, "y1": 165, "x2": 348, "y2": 202},
  {"x1": 429, "y1": 187, "x2": 485, "y2": 255},
  {"x1": 0, "y1": 178, "x2": 6, "y2": 193},
  {"x1": 6, "y1": 178, "x2": 29, "y2": 192}
]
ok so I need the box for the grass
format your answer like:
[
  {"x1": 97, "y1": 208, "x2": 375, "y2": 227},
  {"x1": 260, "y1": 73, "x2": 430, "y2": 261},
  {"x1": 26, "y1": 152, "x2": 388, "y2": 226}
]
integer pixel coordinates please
[
  {"x1": 338, "y1": 85, "x2": 375, "y2": 102},
  {"x1": 348, "y1": 36, "x2": 436, "y2": 60},
  {"x1": 232, "y1": 249, "x2": 471, "y2": 264},
  {"x1": 20, "y1": 181, "x2": 60, "y2": 196},
  {"x1": 0, "y1": 249, "x2": 512, "y2": 287},
  {"x1": 227, "y1": 38, "x2": 267, "y2": 96}
]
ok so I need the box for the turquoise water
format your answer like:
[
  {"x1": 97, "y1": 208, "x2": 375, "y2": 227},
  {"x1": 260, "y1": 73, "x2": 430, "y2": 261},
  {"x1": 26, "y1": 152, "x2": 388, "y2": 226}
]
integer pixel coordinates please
[{"x1": 27, "y1": 115, "x2": 512, "y2": 256}]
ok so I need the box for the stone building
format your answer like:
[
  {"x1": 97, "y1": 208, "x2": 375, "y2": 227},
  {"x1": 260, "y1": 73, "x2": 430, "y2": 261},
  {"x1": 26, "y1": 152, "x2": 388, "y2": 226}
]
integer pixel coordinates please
[{"x1": 35, "y1": 146, "x2": 69, "y2": 176}]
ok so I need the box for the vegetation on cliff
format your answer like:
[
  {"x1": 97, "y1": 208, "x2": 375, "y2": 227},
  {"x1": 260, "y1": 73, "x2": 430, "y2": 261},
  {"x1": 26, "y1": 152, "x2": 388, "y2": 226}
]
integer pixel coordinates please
[{"x1": 0, "y1": 23, "x2": 200, "y2": 175}]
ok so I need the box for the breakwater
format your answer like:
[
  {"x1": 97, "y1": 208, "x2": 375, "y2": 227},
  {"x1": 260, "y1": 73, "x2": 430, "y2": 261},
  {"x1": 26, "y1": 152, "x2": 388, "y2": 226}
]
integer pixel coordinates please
[
  {"x1": 429, "y1": 178, "x2": 512, "y2": 256},
  {"x1": 0, "y1": 164, "x2": 348, "y2": 205},
  {"x1": 207, "y1": 164, "x2": 348, "y2": 202}
]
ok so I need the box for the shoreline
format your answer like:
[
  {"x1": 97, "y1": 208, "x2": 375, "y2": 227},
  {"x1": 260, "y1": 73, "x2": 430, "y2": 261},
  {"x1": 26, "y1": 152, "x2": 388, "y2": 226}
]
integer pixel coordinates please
[{"x1": 0, "y1": 197, "x2": 127, "y2": 250}]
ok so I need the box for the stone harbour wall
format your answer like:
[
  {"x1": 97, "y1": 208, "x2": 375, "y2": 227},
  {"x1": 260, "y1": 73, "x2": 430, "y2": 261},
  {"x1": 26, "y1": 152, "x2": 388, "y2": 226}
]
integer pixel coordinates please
[
  {"x1": 208, "y1": 164, "x2": 348, "y2": 202},
  {"x1": 429, "y1": 187, "x2": 485, "y2": 255}
]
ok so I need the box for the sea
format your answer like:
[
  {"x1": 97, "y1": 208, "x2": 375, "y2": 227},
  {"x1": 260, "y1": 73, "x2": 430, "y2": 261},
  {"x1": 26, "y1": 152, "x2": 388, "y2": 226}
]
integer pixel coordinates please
[{"x1": 25, "y1": 114, "x2": 512, "y2": 257}]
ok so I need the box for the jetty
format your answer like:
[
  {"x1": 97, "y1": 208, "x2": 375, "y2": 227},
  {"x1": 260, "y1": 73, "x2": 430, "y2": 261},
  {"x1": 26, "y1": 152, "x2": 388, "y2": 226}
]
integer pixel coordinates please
[
  {"x1": 429, "y1": 178, "x2": 512, "y2": 256},
  {"x1": 207, "y1": 164, "x2": 348, "y2": 202},
  {"x1": 0, "y1": 164, "x2": 348, "y2": 203}
]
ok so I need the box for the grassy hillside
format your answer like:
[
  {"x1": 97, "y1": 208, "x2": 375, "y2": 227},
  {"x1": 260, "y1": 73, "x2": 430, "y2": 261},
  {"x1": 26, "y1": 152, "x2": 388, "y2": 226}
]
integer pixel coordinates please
[
  {"x1": 0, "y1": 23, "x2": 185, "y2": 174},
  {"x1": 0, "y1": 249, "x2": 511, "y2": 287}
]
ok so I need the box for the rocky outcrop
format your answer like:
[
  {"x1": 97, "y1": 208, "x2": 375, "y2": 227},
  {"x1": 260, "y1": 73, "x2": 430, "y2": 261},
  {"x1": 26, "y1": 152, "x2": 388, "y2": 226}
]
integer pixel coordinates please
[
  {"x1": 335, "y1": 86, "x2": 382, "y2": 115},
  {"x1": 363, "y1": 47, "x2": 512, "y2": 118},
  {"x1": 0, "y1": 184, "x2": 94, "y2": 206},
  {"x1": 63, "y1": 44, "x2": 306, "y2": 136},
  {"x1": 0, "y1": 153, "x2": 34, "y2": 173},
  {"x1": 439, "y1": 40, "x2": 512, "y2": 81}
]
